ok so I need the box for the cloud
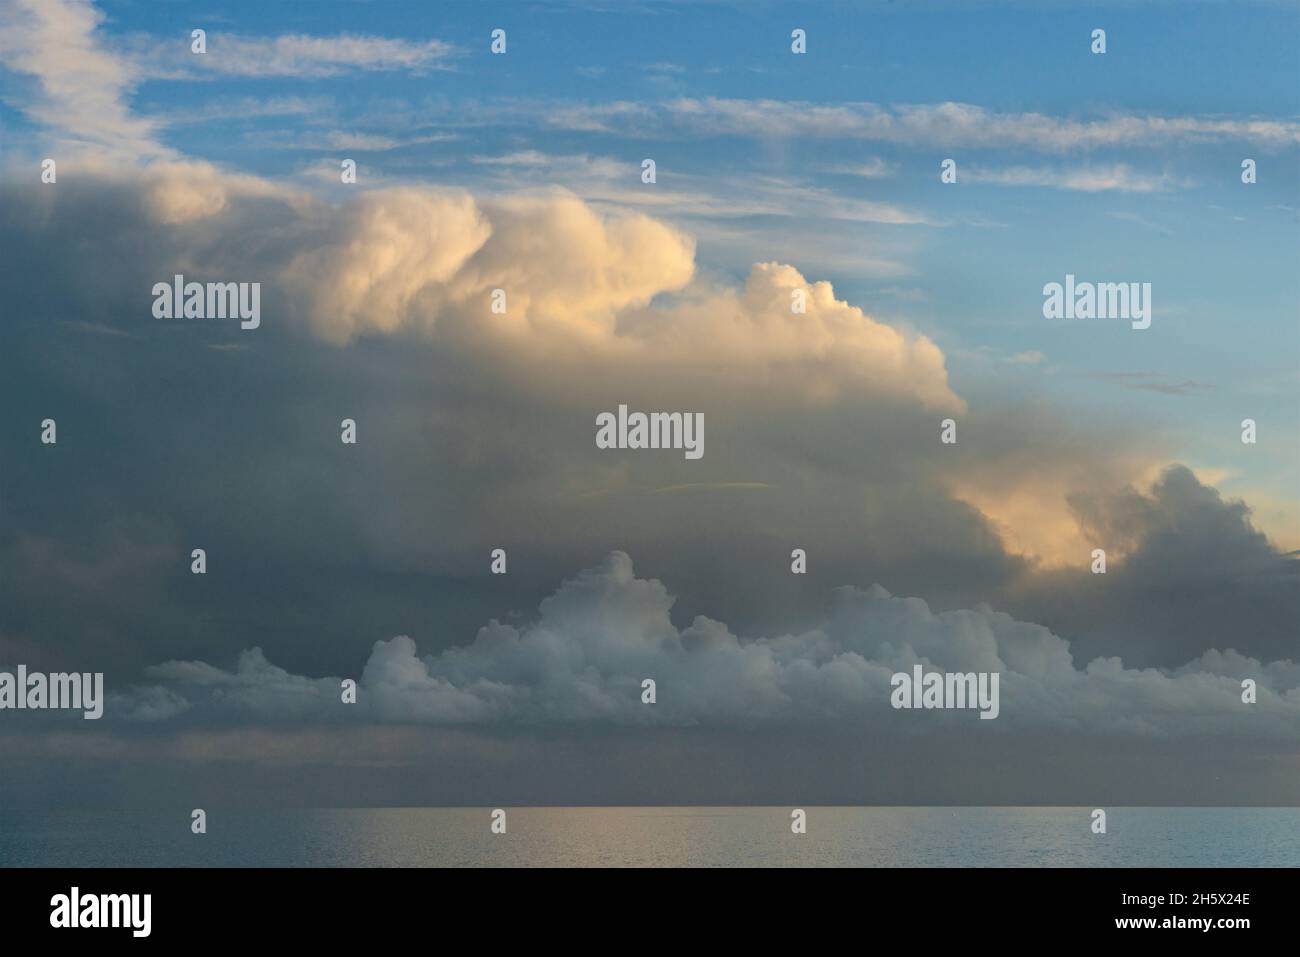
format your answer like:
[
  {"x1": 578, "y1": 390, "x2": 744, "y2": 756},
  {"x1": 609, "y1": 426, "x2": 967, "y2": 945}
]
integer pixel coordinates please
[
  {"x1": 1084, "y1": 371, "x2": 1215, "y2": 395},
  {"x1": 280, "y1": 187, "x2": 698, "y2": 346},
  {"x1": 0, "y1": 0, "x2": 170, "y2": 162},
  {"x1": 542, "y1": 100, "x2": 653, "y2": 133},
  {"x1": 0, "y1": 1, "x2": 455, "y2": 164},
  {"x1": 0, "y1": 163, "x2": 1288, "y2": 689},
  {"x1": 827, "y1": 158, "x2": 895, "y2": 179},
  {"x1": 541, "y1": 97, "x2": 1300, "y2": 150},
  {"x1": 279, "y1": 187, "x2": 492, "y2": 341},
  {"x1": 0, "y1": 517, "x2": 181, "y2": 670},
  {"x1": 965, "y1": 164, "x2": 1186, "y2": 192},
  {"x1": 8, "y1": 161, "x2": 950, "y2": 412},
  {"x1": 140, "y1": 160, "x2": 283, "y2": 224},
  {"x1": 156, "y1": 95, "x2": 329, "y2": 126},
  {"x1": 1012, "y1": 466, "x2": 1300, "y2": 667},
  {"x1": 16, "y1": 160, "x2": 1290, "y2": 676},
  {"x1": 613, "y1": 261, "x2": 960, "y2": 409},
  {"x1": 742, "y1": 177, "x2": 932, "y2": 225},
  {"x1": 141, "y1": 32, "x2": 456, "y2": 79},
  {"x1": 1, "y1": 0, "x2": 1296, "y2": 811},
  {"x1": 1007, "y1": 351, "x2": 1044, "y2": 366},
  {"x1": 470, "y1": 151, "x2": 628, "y2": 181},
  {"x1": 242, "y1": 130, "x2": 458, "y2": 152},
  {"x1": 110, "y1": 551, "x2": 1298, "y2": 738},
  {"x1": 466, "y1": 152, "x2": 927, "y2": 226},
  {"x1": 185, "y1": 165, "x2": 946, "y2": 404}
]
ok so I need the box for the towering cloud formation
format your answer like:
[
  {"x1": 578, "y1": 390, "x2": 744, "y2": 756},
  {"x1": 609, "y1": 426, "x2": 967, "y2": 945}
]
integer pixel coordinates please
[
  {"x1": 281, "y1": 189, "x2": 697, "y2": 345},
  {"x1": 2, "y1": 162, "x2": 963, "y2": 416},
  {"x1": 2, "y1": 162, "x2": 1291, "y2": 670}
]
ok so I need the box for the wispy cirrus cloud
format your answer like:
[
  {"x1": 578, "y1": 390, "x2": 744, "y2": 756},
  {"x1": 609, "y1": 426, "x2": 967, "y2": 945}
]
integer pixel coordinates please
[
  {"x1": 667, "y1": 98, "x2": 1300, "y2": 149},
  {"x1": 244, "y1": 129, "x2": 460, "y2": 152},
  {"x1": 156, "y1": 95, "x2": 331, "y2": 126},
  {"x1": 1085, "y1": 371, "x2": 1216, "y2": 396},
  {"x1": 0, "y1": 0, "x2": 456, "y2": 163},
  {"x1": 467, "y1": 150, "x2": 931, "y2": 225},
  {"x1": 827, "y1": 157, "x2": 896, "y2": 179},
  {"x1": 965, "y1": 163, "x2": 1188, "y2": 192},
  {"x1": 541, "y1": 100, "x2": 655, "y2": 132},
  {"x1": 534, "y1": 97, "x2": 1300, "y2": 150},
  {"x1": 136, "y1": 32, "x2": 458, "y2": 79}
]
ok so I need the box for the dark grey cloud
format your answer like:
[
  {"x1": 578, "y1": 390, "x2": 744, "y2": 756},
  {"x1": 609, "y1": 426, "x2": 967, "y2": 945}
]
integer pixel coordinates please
[{"x1": 1012, "y1": 466, "x2": 1300, "y2": 667}]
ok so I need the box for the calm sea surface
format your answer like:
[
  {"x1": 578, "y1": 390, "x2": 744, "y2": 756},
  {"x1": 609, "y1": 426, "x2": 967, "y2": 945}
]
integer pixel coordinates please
[{"x1": 1, "y1": 807, "x2": 1295, "y2": 867}]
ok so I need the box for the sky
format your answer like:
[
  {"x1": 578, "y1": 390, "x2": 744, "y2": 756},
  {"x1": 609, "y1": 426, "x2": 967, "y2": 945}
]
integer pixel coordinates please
[{"x1": 0, "y1": 0, "x2": 1297, "y2": 810}]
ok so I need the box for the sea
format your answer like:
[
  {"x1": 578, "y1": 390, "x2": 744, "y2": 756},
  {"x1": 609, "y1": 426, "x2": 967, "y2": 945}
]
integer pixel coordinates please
[{"x1": 1, "y1": 807, "x2": 1295, "y2": 867}]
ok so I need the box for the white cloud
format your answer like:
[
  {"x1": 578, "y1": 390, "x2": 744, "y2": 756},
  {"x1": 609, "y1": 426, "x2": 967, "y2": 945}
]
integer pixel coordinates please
[
  {"x1": 267, "y1": 177, "x2": 957, "y2": 404},
  {"x1": 542, "y1": 100, "x2": 653, "y2": 133},
  {"x1": 145, "y1": 32, "x2": 456, "y2": 79},
  {"x1": 279, "y1": 186, "x2": 699, "y2": 345},
  {"x1": 965, "y1": 163, "x2": 1186, "y2": 192},
  {"x1": 115, "y1": 551, "x2": 1299, "y2": 736},
  {"x1": 243, "y1": 129, "x2": 458, "y2": 152},
  {"x1": 157, "y1": 95, "x2": 329, "y2": 126},
  {"x1": 0, "y1": 1, "x2": 455, "y2": 163},
  {"x1": 466, "y1": 151, "x2": 928, "y2": 226},
  {"x1": 140, "y1": 160, "x2": 282, "y2": 224},
  {"x1": 606, "y1": 98, "x2": 1300, "y2": 151},
  {"x1": 1, "y1": 160, "x2": 963, "y2": 415},
  {"x1": 827, "y1": 157, "x2": 895, "y2": 179},
  {"x1": 1007, "y1": 351, "x2": 1045, "y2": 365},
  {"x1": 0, "y1": 0, "x2": 171, "y2": 162}
]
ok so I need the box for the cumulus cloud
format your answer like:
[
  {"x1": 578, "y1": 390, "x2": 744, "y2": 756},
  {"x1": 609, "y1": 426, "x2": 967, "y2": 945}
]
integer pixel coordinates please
[
  {"x1": 280, "y1": 186, "x2": 700, "y2": 347},
  {"x1": 6, "y1": 161, "x2": 1291, "y2": 675},
  {"x1": 0, "y1": 160, "x2": 992, "y2": 667},
  {"x1": 1013, "y1": 466, "x2": 1300, "y2": 667},
  {"x1": 619, "y1": 262, "x2": 960, "y2": 410},
  {"x1": 140, "y1": 160, "x2": 286, "y2": 224},
  {"x1": 111, "y1": 552, "x2": 1298, "y2": 739},
  {"x1": 450, "y1": 191, "x2": 698, "y2": 338},
  {"x1": 168, "y1": 166, "x2": 954, "y2": 406},
  {"x1": 2, "y1": 162, "x2": 960, "y2": 414},
  {"x1": 281, "y1": 188, "x2": 494, "y2": 341}
]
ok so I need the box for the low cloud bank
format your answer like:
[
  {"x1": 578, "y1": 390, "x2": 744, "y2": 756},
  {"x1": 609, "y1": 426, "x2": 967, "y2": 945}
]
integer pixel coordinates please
[{"x1": 110, "y1": 552, "x2": 1298, "y2": 738}]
